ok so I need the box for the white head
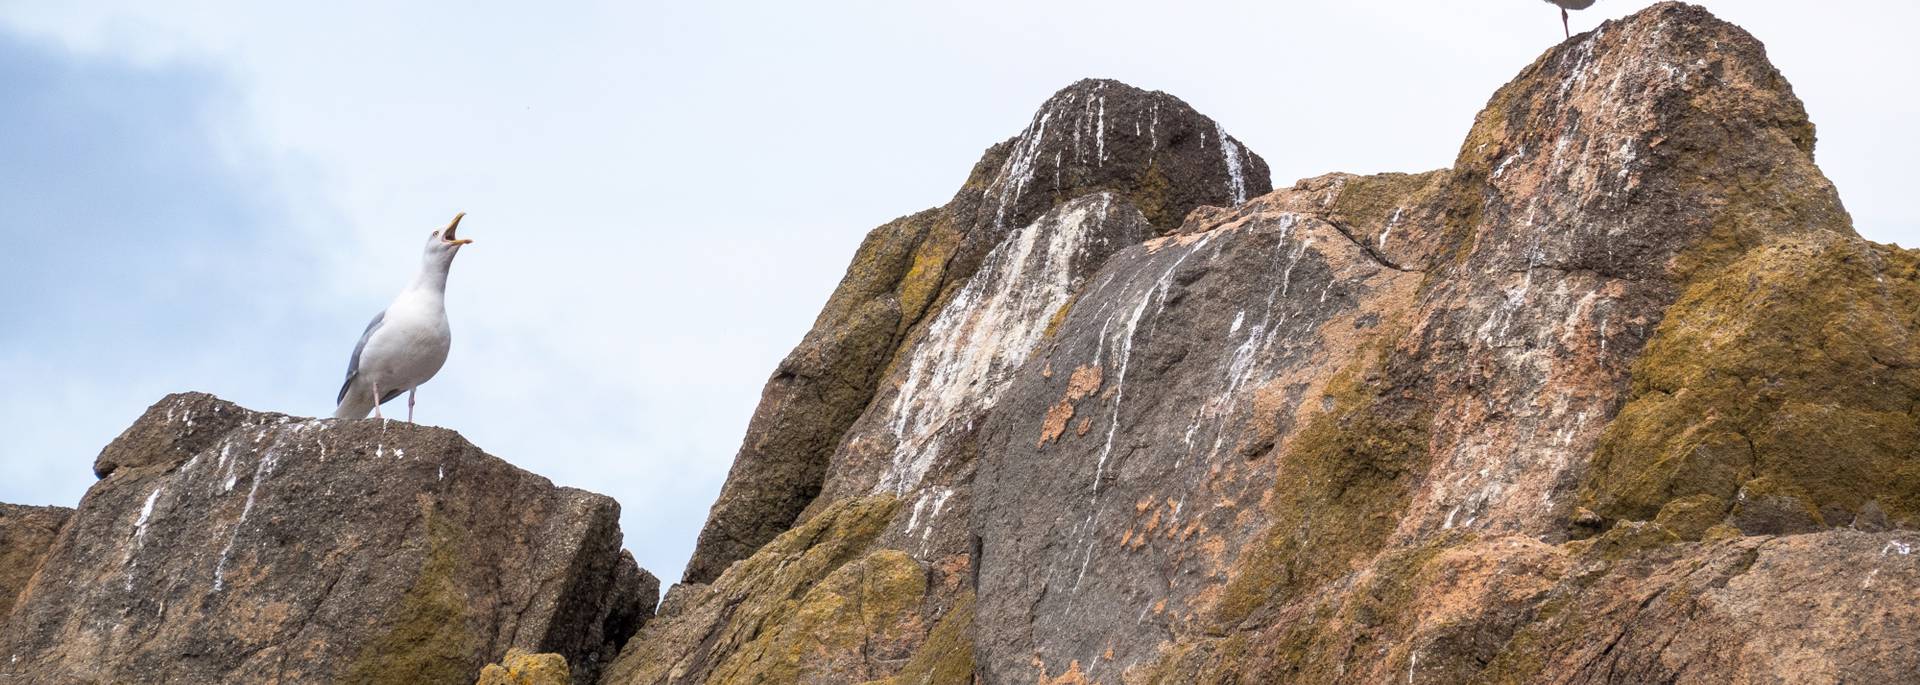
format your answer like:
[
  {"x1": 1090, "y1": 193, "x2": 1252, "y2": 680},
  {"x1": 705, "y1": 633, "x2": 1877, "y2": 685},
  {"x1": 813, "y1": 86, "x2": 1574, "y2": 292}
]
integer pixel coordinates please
[
  {"x1": 415, "y1": 212, "x2": 472, "y2": 290},
  {"x1": 422, "y1": 212, "x2": 472, "y2": 269}
]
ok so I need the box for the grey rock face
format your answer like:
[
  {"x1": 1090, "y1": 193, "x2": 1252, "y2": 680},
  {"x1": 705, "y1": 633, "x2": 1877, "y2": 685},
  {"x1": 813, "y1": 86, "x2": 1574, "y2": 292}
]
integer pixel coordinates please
[
  {"x1": 682, "y1": 78, "x2": 1271, "y2": 584},
  {"x1": 971, "y1": 195, "x2": 1428, "y2": 683},
  {"x1": 1, "y1": 393, "x2": 653, "y2": 685}
]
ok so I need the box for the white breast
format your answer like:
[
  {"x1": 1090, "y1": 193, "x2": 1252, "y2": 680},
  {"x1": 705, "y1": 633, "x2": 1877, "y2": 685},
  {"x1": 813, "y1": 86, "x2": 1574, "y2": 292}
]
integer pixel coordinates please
[{"x1": 357, "y1": 289, "x2": 453, "y2": 393}]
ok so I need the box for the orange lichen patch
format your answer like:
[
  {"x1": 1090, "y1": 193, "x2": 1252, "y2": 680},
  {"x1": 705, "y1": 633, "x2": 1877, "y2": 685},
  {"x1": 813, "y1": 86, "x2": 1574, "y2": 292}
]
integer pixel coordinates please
[
  {"x1": 1153, "y1": 598, "x2": 1168, "y2": 615},
  {"x1": 1143, "y1": 506, "x2": 1164, "y2": 535},
  {"x1": 1197, "y1": 535, "x2": 1228, "y2": 568},
  {"x1": 1143, "y1": 230, "x2": 1215, "y2": 254},
  {"x1": 1040, "y1": 365, "x2": 1105, "y2": 447},
  {"x1": 1042, "y1": 660, "x2": 1089, "y2": 685},
  {"x1": 1075, "y1": 417, "x2": 1093, "y2": 437},
  {"x1": 934, "y1": 553, "x2": 972, "y2": 594},
  {"x1": 1039, "y1": 401, "x2": 1076, "y2": 447},
  {"x1": 1065, "y1": 365, "x2": 1103, "y2": 400},
  {"x1": 1136, "y1": 496, "x2": 1156, "y2": 513},
  {"x1": 1120, "y1": 528, "x2": 1135, "y2": 547}
]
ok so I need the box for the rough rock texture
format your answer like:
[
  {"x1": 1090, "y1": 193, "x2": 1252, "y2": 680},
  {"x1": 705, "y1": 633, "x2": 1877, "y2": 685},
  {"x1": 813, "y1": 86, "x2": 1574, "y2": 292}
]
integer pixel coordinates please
[
  {"x1": 0, "y1": 504, "x2": 71, "y2": 622},
  {"x1": 682, "y1": 78, "x2": 1271, "y2": 585},
  {"x1": 475, "y1": 649, "x2": 572, "y2": 685},
  {"x1": 617, "y1": 80, "x2": 1271, "y2": 683},
  {"x1": 621, "y1": 4, "x2": 1918, "y2": 684},
  {"x1": 1, "y1": 393, "x2": 655, "y2": 685}
]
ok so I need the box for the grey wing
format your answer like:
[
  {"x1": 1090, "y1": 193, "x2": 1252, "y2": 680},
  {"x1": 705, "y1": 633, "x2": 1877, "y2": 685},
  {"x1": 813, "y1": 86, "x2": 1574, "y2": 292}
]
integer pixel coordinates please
[{"x1": 336, "y1": 310, "x2": 386, "y2": 404}]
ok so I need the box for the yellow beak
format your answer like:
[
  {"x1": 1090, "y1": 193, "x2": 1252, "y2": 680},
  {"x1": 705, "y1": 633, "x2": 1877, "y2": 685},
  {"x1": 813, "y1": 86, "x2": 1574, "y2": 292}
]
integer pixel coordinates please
[{"x1": 443, "y1": 211, "x2": 473, "y2": 245}]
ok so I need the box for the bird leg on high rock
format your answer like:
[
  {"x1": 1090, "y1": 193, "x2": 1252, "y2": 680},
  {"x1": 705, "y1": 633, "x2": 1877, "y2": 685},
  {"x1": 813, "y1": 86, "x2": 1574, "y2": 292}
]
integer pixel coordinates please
[
  {"x1": 407, "y1": 388, "x2": 416, "y2": 423},
  {"x1": 1563, "y1": 8, "x2": 1571, "y2": 38},
  {"x1": 371, "y1": 382, "x2": 384, "y2": 420}
]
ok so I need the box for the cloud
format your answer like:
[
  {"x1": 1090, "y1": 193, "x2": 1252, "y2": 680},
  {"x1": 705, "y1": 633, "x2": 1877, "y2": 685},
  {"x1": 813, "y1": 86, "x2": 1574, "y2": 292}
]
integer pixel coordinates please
[{"x1": 0, "y1": 33, "x2": 339, "y2": 511}]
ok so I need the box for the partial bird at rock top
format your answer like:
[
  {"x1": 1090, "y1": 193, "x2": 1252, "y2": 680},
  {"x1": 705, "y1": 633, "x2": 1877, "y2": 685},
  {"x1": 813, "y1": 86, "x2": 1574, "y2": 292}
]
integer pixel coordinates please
[
  {"x1": 333, "y1": 212, "x2": 473, "y2": 422},
  {"x1": 1546, "y1": 0, "x2": 1597, "y2": 39}
]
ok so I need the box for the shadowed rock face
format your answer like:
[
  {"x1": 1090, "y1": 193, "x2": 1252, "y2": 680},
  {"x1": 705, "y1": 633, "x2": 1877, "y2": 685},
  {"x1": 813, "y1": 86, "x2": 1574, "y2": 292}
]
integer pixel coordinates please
[
  {"x1": 1, "y1": 393, "x2": 655, "y2": 685},
  {"x1": 681, "y1": 78, "x2": 1272, "y2": 586},
  {"x1": 623, "y1": 4, "x2": 1919, "y2": 684},
  {"x1": 0, "y1": 504, "x2": 71, "y2": 622}
]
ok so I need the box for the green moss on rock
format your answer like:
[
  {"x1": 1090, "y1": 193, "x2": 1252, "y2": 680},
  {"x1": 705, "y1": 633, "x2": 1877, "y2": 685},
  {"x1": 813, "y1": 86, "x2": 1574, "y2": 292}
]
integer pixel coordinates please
[
  {"x1": 708, "y1": 548, "x2": 928, "y2": 684},
  {"x1": 344, "y1": 507, "x2": 481, "y2": 685},
  {"x1": 1652, "y1": 494, "x2": 1730, "y2": 540},
  {"x1": 608, "y1": 496, "x2": 908, "y2": 684},
  {"x1": 869, "y1": 592, "x2": 975, "y2": 685},
  {"x1": 1580, "y1": 234, "x2": 1920, "y2": 530},
  {"x1": 1215, "y1": 345, "x2": 1432, "y2": 627}
]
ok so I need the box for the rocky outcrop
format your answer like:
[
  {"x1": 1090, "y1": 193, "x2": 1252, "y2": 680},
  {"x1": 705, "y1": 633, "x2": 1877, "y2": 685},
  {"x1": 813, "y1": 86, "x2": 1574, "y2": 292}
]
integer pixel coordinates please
[
  {"x1": 0, "y1": 504, "x2": 71, "y2": 622},
  {"x1": 0, "y1": 393, "x2": 655, "y2": 685},
  {"x1": 620, "y1": 79, "x2": 1273, "y2": 683},
  {"x1": 682, "y1": 78, "x2": 1272, "y2": 585},
  {"x1": 617, "y1": 3, "x2": 1919, "y2": 684}
]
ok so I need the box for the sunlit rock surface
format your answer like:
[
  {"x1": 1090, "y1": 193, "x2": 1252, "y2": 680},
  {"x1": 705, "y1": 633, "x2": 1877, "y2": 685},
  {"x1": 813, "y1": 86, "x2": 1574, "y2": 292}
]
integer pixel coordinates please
[
  {"x1": 617, "y1": 3, "x2": 1918, "y2": 684},
  {"x1": 0, "y1": 393, "x2": 655, "y2": 684}
]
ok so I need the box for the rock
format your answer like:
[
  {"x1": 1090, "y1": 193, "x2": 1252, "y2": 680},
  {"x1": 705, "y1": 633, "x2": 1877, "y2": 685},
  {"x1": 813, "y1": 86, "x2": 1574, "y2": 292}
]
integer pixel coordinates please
[
  {"x1": 681, "y1": 78, "x2": 1272, "y2": 585},
  {"x1": 603, "y1": 496, "x2": 911, "y2": 684},
  {"x1": 0, "y1": 504, "x2": 71, "y2": 621},
  {"x1": 624, "y1": 3, "x2": 1920, "y2": 684},
  {"x1": 0, "y1": 393, "x2": 654, "y2": 684},
  {"x1": 475, "y1": 649, "x2": 570, "y2": 685}
]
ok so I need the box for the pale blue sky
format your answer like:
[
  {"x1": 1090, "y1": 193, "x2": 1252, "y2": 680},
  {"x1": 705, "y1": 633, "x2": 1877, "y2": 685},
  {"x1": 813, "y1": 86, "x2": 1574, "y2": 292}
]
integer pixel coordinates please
[{"x1": 2, "y1": 1, "x2": 1913, "y2": 582}]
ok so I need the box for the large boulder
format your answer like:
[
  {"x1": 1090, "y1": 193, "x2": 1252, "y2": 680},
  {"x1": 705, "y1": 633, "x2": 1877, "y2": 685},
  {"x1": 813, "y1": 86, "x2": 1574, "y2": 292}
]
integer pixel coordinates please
[
  {"x1": 681, "y1": 78, "x2": 1272, "y2": 586},
  {"x1": 0, "y1": 393, "x2": 655, "y2": 684}
]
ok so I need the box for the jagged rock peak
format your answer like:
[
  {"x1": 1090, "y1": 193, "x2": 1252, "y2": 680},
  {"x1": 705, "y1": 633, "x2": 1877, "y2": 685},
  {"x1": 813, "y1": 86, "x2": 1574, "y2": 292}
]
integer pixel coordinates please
[
  {"x1": 1, "y1": 393, "x2": 656, "y2": 685},
  {"x1": 973, "y1": 78, "x2": 1273, "y2": 235}
]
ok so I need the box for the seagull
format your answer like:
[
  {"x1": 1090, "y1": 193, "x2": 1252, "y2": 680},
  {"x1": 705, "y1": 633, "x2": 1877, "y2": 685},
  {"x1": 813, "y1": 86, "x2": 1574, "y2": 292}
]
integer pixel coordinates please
[
  {"x1": 1545, "y1": 0, "x2": 1596, "y2": 39},
  {"x1": 333, "y1": 212, "x2": 472, "y2": 422}
]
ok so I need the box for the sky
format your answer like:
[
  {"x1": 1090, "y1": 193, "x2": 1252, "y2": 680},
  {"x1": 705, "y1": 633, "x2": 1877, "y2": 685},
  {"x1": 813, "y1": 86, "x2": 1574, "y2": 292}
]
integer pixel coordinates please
[{"x1": 2, "y1": 1, "x2": 1915, "y2": 584}]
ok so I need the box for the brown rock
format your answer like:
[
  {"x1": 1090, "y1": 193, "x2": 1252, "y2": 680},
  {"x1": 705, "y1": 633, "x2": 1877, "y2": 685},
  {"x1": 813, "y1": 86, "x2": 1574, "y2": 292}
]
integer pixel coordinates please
[
  {"x1": 622, "y1": 3, "x2": 1919, "y2": 684},
  {"x1": 0, "y1": 504, "x2": 70, "y2": 622},
  {"x1": 0, "y1": 393, "x2": 654, "y2": 684}
]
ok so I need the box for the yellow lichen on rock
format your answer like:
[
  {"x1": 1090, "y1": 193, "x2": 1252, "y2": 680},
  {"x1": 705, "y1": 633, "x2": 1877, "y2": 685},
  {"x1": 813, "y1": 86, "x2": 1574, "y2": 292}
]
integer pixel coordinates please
[
  {"x1": 474, "y1": 649, "x2": 570, "y2": 685},
  {"x1": 1581, "y1": 234, "x2": 1920, "y2": 533},
  {"x1": 344, "y1": 503, "x2": 482, "y2": 685}
]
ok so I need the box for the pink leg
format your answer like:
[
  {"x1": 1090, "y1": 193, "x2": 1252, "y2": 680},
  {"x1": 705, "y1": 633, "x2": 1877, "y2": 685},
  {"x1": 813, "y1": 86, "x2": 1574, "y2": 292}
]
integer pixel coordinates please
[
  {"x1": 371, "y1": 382, "x2": 384, "y2": 419},
  {"x1": 407, "y1": 388, "x2": 417, "y2": 423},
  {"x1": 1562, "y1": 8, "x2": 1571, "y2": 39}
]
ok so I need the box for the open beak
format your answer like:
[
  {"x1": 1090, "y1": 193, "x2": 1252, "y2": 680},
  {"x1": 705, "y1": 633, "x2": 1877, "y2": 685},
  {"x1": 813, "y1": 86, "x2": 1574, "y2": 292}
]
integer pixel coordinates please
[{"x1": 442, "y1": 212, "x2": 473, "y2": 245}]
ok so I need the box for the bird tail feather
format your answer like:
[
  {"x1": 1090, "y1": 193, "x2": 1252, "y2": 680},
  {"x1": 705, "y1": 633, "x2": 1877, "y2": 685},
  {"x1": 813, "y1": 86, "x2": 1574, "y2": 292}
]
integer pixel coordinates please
[{"x1": 333, "y1": 392, "x2": 374, "y2": 419}]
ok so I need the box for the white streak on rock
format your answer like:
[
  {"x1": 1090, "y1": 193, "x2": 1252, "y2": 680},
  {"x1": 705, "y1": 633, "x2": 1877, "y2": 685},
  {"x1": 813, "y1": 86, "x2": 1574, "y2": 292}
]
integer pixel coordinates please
[
  {"x1": 121, "y1": 486, "x2": 165, "y2": 591},
  {"x1": 1216, "y1": 121, "x2": 1248, "y2": 206},
  {"x1": 213, "y1": 439, "x2": 284, "y2": 592},
  {"x1": 876, "y1": 195, "x2": 1120, "y2": 494}
]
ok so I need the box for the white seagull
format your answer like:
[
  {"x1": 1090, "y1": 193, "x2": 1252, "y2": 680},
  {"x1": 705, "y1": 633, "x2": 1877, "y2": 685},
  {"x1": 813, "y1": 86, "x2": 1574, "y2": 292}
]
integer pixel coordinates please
[
  {"x1": 333, "y1": 212, "x2": 473, "y2": 421},
  {"x1": 1546, "y1": 0, "x2": 1596, "y2": 39}
]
